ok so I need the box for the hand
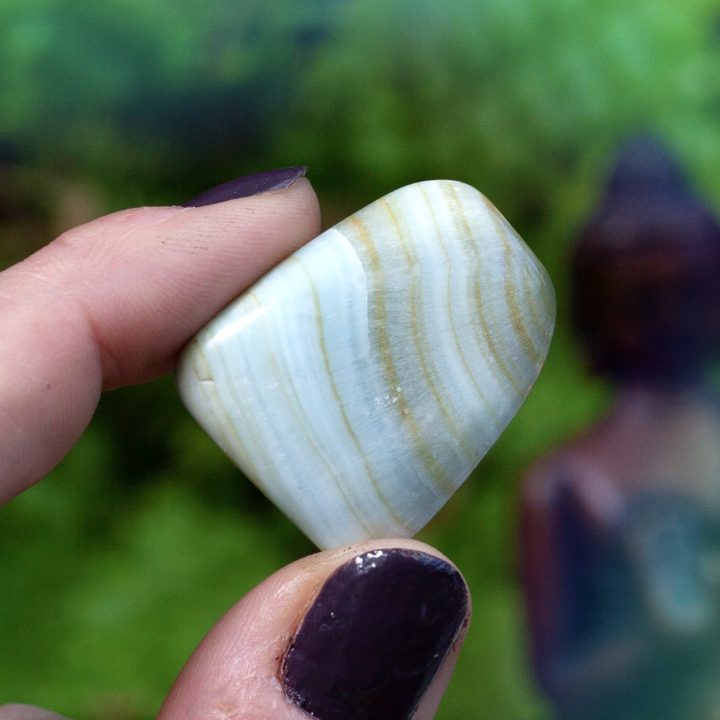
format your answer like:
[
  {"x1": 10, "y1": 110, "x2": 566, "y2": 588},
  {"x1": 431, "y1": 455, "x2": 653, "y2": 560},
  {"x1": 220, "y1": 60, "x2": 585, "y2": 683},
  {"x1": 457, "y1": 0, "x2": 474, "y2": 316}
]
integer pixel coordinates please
[{"x1": 0, "y1": 170, "x2": 470, "y2": 720}]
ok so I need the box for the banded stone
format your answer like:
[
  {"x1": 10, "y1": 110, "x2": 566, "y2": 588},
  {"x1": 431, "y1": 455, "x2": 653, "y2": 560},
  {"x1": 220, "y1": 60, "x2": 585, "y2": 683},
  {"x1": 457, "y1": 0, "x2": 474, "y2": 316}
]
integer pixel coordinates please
[{"x1": 177, "y1": 180, "x2": 555, "y2": 549}]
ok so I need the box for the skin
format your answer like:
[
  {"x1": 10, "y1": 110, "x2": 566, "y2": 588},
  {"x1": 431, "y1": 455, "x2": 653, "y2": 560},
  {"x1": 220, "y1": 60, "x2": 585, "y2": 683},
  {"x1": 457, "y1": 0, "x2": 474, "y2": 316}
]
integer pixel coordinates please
[{"x1": 0, "y1": 179, "x2": 469, "y2": 719}]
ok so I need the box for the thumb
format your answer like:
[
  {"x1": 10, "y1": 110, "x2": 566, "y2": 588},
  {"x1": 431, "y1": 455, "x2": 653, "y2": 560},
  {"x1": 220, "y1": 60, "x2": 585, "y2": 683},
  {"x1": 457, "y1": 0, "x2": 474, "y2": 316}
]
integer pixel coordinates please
[{"x1": 160, "y1": 539, "x2": 470, "y2": 720}]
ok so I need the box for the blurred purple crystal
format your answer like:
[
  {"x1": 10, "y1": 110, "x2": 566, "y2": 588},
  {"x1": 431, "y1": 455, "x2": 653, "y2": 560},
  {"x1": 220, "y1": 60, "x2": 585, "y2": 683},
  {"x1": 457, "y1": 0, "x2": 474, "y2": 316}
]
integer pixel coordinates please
[{"x1": 521, "y1": 135, "x2": 720, "y2": 720}]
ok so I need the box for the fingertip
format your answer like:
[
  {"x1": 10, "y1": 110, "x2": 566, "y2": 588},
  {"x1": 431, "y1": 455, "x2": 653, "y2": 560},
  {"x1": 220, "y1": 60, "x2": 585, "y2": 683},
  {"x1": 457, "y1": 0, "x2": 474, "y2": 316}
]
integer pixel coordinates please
[
  {"x1": 287, "y1": 176, "x2": 322, "y2": 236},
  {"x1": 159, "y1": 539, "x2": 470, "y2": 720},
  {"x1": 0, "y1": 174, "x2": 322, "y2": 500}
]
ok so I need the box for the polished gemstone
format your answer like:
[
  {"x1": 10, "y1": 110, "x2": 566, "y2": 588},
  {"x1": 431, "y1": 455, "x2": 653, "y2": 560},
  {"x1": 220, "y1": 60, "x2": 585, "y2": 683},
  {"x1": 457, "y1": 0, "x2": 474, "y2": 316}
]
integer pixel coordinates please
[{"x1": 177, "y1": 180, "x2": 555, "y2": 549}]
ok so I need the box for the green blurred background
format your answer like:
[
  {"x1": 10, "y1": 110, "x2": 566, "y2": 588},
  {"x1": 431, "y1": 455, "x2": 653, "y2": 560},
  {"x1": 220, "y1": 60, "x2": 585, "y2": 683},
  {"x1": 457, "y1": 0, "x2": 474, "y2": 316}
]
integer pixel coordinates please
[{"x1": 1, "y1": 0, "x2": 719, "y2": 717}]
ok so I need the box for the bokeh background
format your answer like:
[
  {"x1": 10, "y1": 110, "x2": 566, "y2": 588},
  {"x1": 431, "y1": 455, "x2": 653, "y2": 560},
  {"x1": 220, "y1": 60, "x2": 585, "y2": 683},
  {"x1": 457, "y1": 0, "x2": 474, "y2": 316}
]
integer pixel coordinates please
[{"x1": 1, "y1": 1, "x2": 720, "y2": 718}]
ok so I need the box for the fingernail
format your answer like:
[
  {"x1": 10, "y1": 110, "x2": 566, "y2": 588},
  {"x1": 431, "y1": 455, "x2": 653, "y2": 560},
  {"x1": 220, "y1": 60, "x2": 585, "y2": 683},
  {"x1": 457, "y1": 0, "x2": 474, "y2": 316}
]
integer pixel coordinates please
[
  {"x1": 282, "y1": 548, "x2": 469, "y2": 720},
  {"x1": 183, "y1": 166, "x2": 308, "y2": 207}
]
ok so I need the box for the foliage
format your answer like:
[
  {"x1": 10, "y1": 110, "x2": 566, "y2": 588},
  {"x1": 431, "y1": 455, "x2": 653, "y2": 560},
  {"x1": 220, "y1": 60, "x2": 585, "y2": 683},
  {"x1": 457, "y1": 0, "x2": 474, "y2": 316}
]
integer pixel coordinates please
[
  {"x1": 1, "y1": 1, "x2": 719, "y2": 718},
  {"x1": 0, "y1": 0, "x2": 345, "y2": 204}
]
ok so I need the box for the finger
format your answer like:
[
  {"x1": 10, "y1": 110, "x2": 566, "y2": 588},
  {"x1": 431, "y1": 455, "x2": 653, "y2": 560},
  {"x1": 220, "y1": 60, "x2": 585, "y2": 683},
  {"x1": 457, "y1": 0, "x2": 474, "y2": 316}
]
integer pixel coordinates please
[
  {"x1": 0, "y1": 706, "x2": 71, "y2": 720},
  {"x1": 0, "y1": 178, "x2": 320, "y2": 501},
  {"x1": 158, "y1": 539, "x2": 471, "y2": 720}
]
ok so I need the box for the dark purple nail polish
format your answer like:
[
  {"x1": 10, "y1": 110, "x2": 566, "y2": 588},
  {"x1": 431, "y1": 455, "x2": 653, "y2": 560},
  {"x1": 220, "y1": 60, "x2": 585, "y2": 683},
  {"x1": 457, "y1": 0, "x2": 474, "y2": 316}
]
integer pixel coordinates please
[
  {"x1": 282, "y1": 548, "x2": 469, "y2": 720},
  {"x1": 183, "y1": 166, "x2": 308, "y2": 207}
]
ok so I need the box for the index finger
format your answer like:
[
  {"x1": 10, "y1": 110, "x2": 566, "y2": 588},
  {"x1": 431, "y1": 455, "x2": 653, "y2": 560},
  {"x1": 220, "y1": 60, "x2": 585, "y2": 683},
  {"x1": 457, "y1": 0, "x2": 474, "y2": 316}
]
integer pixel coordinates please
[{"x1": 0, "y1": 177, "x2": 320, "y2": 502}]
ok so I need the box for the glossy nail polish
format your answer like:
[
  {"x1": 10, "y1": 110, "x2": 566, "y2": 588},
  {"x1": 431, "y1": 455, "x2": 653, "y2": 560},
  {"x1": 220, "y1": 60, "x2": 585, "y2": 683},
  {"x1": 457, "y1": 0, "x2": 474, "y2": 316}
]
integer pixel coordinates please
[
  {"x1": 282, "y1": 548, "x2": 469, "y2": 720},
  {"x1": 183, "y1": 166, "x2": 308, "y2": 207}
]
